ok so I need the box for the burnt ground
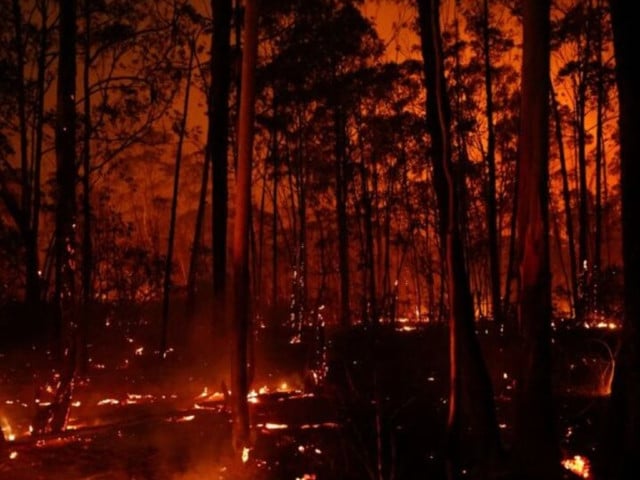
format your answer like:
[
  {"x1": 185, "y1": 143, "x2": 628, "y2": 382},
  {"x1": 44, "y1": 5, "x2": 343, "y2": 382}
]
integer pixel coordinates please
[{"x1": 0, "y1": 302, "x2": 617, "y2": 479}]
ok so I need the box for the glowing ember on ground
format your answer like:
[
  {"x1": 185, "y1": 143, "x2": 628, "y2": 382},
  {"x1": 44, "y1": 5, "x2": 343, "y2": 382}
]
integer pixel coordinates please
[
  {"x1": 295, "y1": 474, "x2": 316, "y2": 480},
  {"x1": 241, "y1": 446, "x2": 250, "y2": 464},
  {"x1": 264, "y1": 422, "x2": 289, "y2": 430},
  {"x1": 135, "y1": 346, "x2": 144, "y2": 355},
  {"x1": 168, "y1": 414, "x2": 195, "y2": 423},
  {"x1": 247, "y1": 390, "x2": 259, "y2": 403},
  {"x1": 97, "y1": 398, "x2": 120, "y2": 406},
  {"x1": 9, "y1": 451, "x2": 18, "y2": 460},
  {"x1": 562, "y1": 455, "x2": 591, "y2": 479}
]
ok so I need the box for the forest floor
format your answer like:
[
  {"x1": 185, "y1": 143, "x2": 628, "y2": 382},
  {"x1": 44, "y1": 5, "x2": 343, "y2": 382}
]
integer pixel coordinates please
[{"x1": 0, "y1": 301, "x2": 618, "y2": 479}]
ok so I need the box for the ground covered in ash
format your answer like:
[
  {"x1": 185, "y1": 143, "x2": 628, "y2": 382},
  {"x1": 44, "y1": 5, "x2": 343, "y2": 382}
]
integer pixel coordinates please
[{"x1": 0, "y1": 302, "x2": 618, "y2": 479}]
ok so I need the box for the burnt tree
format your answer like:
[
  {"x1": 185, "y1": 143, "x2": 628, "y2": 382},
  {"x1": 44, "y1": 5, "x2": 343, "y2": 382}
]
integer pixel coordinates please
[
  {"x1": 606, "y1": 1, "x2": 640, "y2": 478},
  {"x1": 416, "y1": 0, "x2": 502, "y2": 471},
  {"x1": 512, "y1": 0, "x2": 561, "y2": 478}
]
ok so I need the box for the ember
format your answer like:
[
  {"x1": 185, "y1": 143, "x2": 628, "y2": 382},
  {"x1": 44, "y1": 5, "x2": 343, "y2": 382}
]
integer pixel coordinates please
[{"x1": 562, "y1": 455, "x2": 591, "y2": 479}]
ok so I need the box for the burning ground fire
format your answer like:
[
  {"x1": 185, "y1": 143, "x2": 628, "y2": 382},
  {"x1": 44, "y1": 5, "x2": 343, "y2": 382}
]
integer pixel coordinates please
[{"x1": 562, "y1": 454, "x2": 591, "y2": 479}]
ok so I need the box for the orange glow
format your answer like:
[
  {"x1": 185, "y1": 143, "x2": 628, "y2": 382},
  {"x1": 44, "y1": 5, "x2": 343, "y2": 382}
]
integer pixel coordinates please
[{"x1": 562, "y1": 455, "x2": 591, "y2": 479}]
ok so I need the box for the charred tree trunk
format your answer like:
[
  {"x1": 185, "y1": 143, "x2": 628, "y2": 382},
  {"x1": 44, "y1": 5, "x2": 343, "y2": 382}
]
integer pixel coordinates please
[
  {"x1": 513, "y1": 1, "x2": 561, "y2": 478},
  {"x1": 272, "y1": 131, "x2": 279, "y2": 309},
  {"x1": 230, "y1": 0, "x2": 258, "y2": 452},
  {"x1": 416, "y1": 0, "x2": 502, "y2": 470},
  {"x1": 160, "y1": 46, "x2": 195, "y2": 357},
  {"x1": 79, "y1": 0, "x2": 93, "y2": 371},
  {"x1": 11, "y1": 0, "x2": 41, "y2": 306},
  {"x1": 335, "y1": 109, "x2": 351, "y2": 327},
  {"x1": 551, "y1": 86, "x2": 578, "y2": 316},
  {"x1": 593, "y1": 1, "x2": 604, "y2": 274},
  {"x1": 482, "y1": 0, "x2": 501, "y2": 326},
  {"x1": 210, "y1": 0, "x2": 233, "y2": 306},
  {"x1": 605, "y1": 2, "x2": 640, "y2": 478},
  {"x1": 576, "y1": 20, "x2": 591, "y2": 317},
  {"x1": 51, "y1": 0, "x2": 77, "y2": 433},
  {"x1": 186, "y1": 144, "x2": 210, "y2": 316}
]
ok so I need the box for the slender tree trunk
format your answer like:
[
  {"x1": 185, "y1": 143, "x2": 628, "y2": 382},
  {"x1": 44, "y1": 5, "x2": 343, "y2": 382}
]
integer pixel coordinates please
[
  {"x1": 78, "y1": 0, "x2": 93, "y2": 371},
  {"x1": 551, "y1": 86, "x2": 578, "y2": 316},
  {"x1": 606, "y1": 2, "x2": 640, "y2": 478},
  {"x1": 334, "y1": 109, "x2": 350, "y2": 327},
  {"x1": 482, "y1": 0, "x2": 501, "y2": 326},
  {"x1": 417, "y1": 0, "x2": 501, "y2": 470},
  {"x1": 272, "y1": 134, "x2": 279, "y2": 309},
  {"x1": 230, "y1": 0, "x2": 258, "y2": 452},
  {"x1": 161, "y1": 46, "x2": 195, "y2": 357},
  {"x1": 358, "y1": 144, "x2": 377, "y2": 324},
  {"x1": 513, "y1": 1, "x2": 560, "y2": 478},
  {"x1": 52, "y1": 0, "x2": 77, "y2": 431},
  {"x1": 290, "y1": 131, "x2": 307, "y2": 333},
  {"x1": 593, "y1": 1, "x2": 603, "y2": 273},
  {"x1": 186, "y1": 145, "x2": 210, "y2": 316},
  {"x1": 576, "y1": 24, "x2": 590, "y2": 310},
  {"x1": 211, "y1": 0, "x2": 233, "y2": 305},
  {"x1": 12, "y1": 0, "x2": 40, "y2": 305}
]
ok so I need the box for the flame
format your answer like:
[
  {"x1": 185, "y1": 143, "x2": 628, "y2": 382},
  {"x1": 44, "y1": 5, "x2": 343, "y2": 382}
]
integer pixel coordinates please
[
  {"x1": 264, "y1": 422, "x2": 288, "y2": 430},
  {"x1": 241, "y1": 446, "x2": 250, "y2": 464},
  {"x1": 135, "y1": 346, "x2": 144, "y2": 356},
  {"x1": 9, "y1": 451, "x2": 18, "y2": 460},
  {"x1": 562, "y1": 455, "x2": 591, "y2": 479},
  {"x1": 97, "y1": 398, "x2": 120, "y2": 406},
  {"x1": 1, "y1": 417, "x2": 16, "y2": 442}
]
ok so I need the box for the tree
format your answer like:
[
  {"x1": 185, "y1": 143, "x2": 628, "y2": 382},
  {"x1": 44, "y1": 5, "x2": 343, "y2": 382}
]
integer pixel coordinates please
[
  {"x1": 416, "y1": 0, "x2": 501, "y2": 472},
  {"x1": 210, "y1": 0, "x2": 233, "y2": 307},
  {"x1": 230, "y1": 0, "x2": 258, "y2": 453},
  {"x1": 160, "y1": 39, "x2": 196, "y2": 357},
  {"x1": 37, "y1": 0, "x2": 79, "y2": 435},
  {"x1": 605, "y1": 1, "x2": 640, "y2": 478},
  {"x1": 512, "y1": 0, "x2": 561, "y2": 478}
]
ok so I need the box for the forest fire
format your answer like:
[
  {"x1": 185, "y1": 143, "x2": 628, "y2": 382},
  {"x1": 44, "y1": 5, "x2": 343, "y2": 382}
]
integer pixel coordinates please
[{"x1": 0, "y1": 0, "x2": 636, "y2": 478}]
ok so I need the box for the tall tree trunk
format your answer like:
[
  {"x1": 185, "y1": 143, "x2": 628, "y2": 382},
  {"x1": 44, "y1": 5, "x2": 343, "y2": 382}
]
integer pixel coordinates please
[
  {"x1": 230, "y1": 0, "x2": 258, "y2": 452},
  {"x1": 551, "y1": 86, "x2": 578, "y2": 316},
  {"x1": 52, "y1": 0, "x2": 77, "y2": 432},
  {"x1": 482, "y1": 0, "x2": 501, "y2": 326},
  {"x1": 12, "y1": 0, "x2": 40, "y2": 305},
  {"x1": 593, "y1": 0, "x2": 604, "y2": 274},
  {"x1": 416, "y1": 0, "x2": 501, "y2": 470},
  {"x1": 357, "y1": 136, "x2": 377, "y2": 324},
  {"x1": 186, "y1": 144, "x2": 210, "y2": 316},
  {"x1": 606, "y1": 2, "x2": 640, "y2": 478},
  {"x1": 160, "y1": 46, "x2": 195, "y2": 357},
  {"x1": 77, "y1": 0, "x2": 93, "y2": 372},
  {"x1": 211, "y1": 0, "x2": 233, "y2": 305},
  {"x1": 513, "y1": 1, "x2": 560, "y2": 478},
  {"x1": 576, "y1": 21, "x2": 590, "y2": 316},
  {"x1": 28, "y1": 0, "x2": 48, "y2": 306},
  {"x1": 272, "y1": 133, "x2": 279, "y2": 309},
  {"x1": 334, "y1": 109, "x2": 350, "y2": 327}
]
